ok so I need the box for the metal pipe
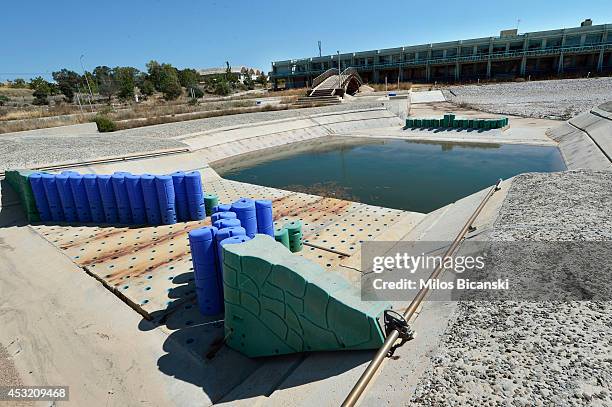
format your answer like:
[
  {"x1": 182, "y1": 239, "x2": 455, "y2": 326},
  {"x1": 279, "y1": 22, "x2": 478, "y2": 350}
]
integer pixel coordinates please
[{"x1": 342, "y1": 179, "x2": 502, "y2": 406}]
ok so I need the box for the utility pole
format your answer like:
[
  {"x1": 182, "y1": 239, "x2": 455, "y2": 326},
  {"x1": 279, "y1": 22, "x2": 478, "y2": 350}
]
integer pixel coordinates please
[
  {"x1": 80, "y1": 54, "x2": 95, "y2": 112},
  {"x1": 337, "y1": 50, "x2": 341, "y2": 92}
]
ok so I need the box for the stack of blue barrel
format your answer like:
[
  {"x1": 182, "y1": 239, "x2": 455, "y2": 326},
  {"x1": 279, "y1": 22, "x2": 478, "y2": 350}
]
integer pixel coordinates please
[
  {"x1": 28, "y1": 170, "x2": 206, "y2": 226},
  {"x1": 188, "y1": 197, "x2": 275, "y2": 315}
]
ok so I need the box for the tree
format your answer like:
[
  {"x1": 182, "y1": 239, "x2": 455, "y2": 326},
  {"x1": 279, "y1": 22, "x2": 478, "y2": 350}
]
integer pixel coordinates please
[
  {"x1": 146, "y1": 60, "x2": 164, "y2": 91},
  {"x1": 159, "y1": 64, "x2": 182, "y2": 100},
  {"x1": 29, "y1": 76, "x2": 51, "y2": 105},
  {"x1": 114, "y1": 67, "x2": 138, "y2": 100},
  {"x1": 82, "y1": 71, "x2": 98, "y2": 94},
  {"x1": 10, "y1": 78, "x2": 27, "y2": 88},
  {"x1": 32, "y1": 88, "x2": 49, "y2": 105},
  {"x1": 177, "y1": 68, "x2": 200, "y2": 88},
  {"x1": 140, "y1": 79, "x2": 155, "y2": 96},
  {"x1": 256, "y1": 72, "x2": 268, "y2": 87},
  {"x1": 52, "y1": 69, "x2": 82, "y2": 102},
  {"x1": 93, "y1": 66, "x2": 116, "y2": 102},
  {"x1": 146, "y1": 61, "x2": 182, "y2": 100},
  {"x1": 243, "y1": 73, "x2": 255, "y2": 90},
  {"x1": 224, "y1": 61, "x2": 239, "y2": 84}
]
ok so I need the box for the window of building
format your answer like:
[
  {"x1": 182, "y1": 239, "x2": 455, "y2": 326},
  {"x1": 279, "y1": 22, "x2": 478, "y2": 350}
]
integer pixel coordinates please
[
  {"x1": 461, "y1": 47, "x2": 473, "y2": 56},
  {"x1": 528, "y1": 39, "x2": 542, "y2": 50},
  {"x1": 547, "y1": 37, "x2": 562, "y2": 48},
  {"x1": 584, "y1": 34, "x2": 601, "y2": 45},
  {"x1": 564, "y1": 36, "x2": 581, "y2": 46}
]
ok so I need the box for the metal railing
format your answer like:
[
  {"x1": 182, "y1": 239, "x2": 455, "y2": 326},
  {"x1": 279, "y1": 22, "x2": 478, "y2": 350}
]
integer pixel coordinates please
[
  {"x1": 312, "y1": 68, "x2": 339, "y2": 89},
  {"x1": 271, "y1": 43, "x2": 611, "y2": 78}
]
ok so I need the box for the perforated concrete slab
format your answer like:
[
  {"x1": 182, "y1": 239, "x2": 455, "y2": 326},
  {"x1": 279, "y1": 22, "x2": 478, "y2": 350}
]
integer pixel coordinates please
[
  {"x1": 32, "y1": 176, "x2": 423, "y2": 320},
  {"x1": 33, "y1": 220, "x2": 209, "y2": 319}
]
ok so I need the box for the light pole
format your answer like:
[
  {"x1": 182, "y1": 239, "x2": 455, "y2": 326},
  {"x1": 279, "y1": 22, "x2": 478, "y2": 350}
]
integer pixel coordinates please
[
  {"x1": 80, "y1": 54, "x2": 94, "y2": 112},
  {"x1": 337, "y1": 50, "x2": 341, "y2": 93}
]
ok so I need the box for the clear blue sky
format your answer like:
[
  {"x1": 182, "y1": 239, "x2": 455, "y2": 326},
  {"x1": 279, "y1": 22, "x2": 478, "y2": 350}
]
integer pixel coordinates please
[{"x1": 2, "y1": 0, "x2": 611, "y2": 81}]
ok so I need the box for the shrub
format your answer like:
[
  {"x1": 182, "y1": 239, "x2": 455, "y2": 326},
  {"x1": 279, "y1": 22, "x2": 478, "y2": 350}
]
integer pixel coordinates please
[
  {"x1": 94, "y1": 115, "x2": 117, "y2": 132},
  {"x1": 0, "y1": 95, "x2": 9, "y2": 106},
  {"x1": 214, "y1": 80, "x2": 231, "y2": 96}
]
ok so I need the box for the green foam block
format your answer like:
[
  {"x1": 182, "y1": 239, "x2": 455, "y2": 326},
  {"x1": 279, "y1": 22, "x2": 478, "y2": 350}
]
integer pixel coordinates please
[
  {"x1": 274, "y1": 227, "x2": 290, "y2": 249},
  {"x1": 5, "y1": 169, "x2": 40, "y2": 222},
  {"x1": 204, "y1": 194, "x2": 218, "y2": 216},
  {"x1": 222, "y1": 235, "x2": 389, "y2": 357}
]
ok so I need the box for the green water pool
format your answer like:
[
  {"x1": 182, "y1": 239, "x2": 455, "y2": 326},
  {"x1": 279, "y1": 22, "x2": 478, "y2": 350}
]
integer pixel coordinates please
[{"x1": 216, "y1": 137, "x2": 566, "y2": 213}]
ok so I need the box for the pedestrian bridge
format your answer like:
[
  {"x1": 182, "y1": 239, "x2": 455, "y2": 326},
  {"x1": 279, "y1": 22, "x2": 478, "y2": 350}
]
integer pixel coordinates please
[{"x1": 309, "y1": 68, "x2": 363, "y2": 97}]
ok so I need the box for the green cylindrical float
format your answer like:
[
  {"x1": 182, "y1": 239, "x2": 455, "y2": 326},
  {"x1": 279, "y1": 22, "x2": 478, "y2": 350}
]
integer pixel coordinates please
[
  {"x1": 274, "y1": 227, "x2": 290, "y2": 249},
  {"x1": 204, "y1": 194, "x2": 218, "y2": 216},
  {"x1": 415, "y1": 119, "x2": 422, "y2": 127},
  {"x1": 468, "y1": 119, "x2": 474, "y2": 128},
  {"x1": 284, "y1": 220, "x2": 303, "y2": 252}
]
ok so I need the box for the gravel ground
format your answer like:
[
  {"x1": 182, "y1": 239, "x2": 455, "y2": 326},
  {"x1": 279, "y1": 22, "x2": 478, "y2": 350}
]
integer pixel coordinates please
[
  {"x1": 412, "y1": 170, "x2": 612, "y2": 406},
  {"x1": 444, "y1": 77, "x2": 612, "y2": 120},
  {"x1": 0, "y1": 101, "x2": 382, "y2": 170},
  {"x1": 0, "y1": 133, "x2": 186, "y2": 170},
  {"x1": 0, "y1": 343, "x2": 33, "y2": 406}
]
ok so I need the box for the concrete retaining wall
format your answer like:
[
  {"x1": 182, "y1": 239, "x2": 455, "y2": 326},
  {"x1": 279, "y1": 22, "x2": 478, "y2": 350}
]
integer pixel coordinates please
[
  {"x1": 181, "y1": 107, "x2": 402, "y2": 164},
  {"x1": 548, "y1": 109, "x2": 612, "y2": 170}
]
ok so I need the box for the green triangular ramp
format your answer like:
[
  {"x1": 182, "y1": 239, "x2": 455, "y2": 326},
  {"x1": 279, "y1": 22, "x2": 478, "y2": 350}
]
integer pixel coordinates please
[{"x1": 222, "y1": 234, "x2": 389, "y2": 357}]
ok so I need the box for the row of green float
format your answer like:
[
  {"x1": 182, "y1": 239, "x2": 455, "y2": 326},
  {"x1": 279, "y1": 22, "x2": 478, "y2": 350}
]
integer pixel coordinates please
[{"x1": 406, "y1": 113, "x2": 508, "y2": 130}]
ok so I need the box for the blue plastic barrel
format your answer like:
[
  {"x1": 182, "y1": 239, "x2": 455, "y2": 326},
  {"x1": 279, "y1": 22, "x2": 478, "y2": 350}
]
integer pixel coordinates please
[
  {"x1": 82, "y1": 174, "x2": 105, "y2": 223},
  {"x1": 96, "y1": 174, "x2": 119, "y2": 224},
  {"x1": 216, "y1": 226, "x2": 246, "y2": 242},
  {"x1": 55, "y1": 173, "x2": 77, "y2": 222},
  {"x1": 68, "y1": 174, "x2": 92, "y2": 223},
  {"x1": 231, "y1": 198, "x2": 258, "y2": 238},
  {"x1": 212, "y1": 204, "x2": 232, "y2": 213},
  {"x1": 41, "y1": 174, "x2": 64, "y2": 222},
  {"x1": 29, "y1": 172, "x2": 52, "y2": 221},
  {"x1": 213, "y1": 218, "x2": 241, "y2": 229},
  {"x1": 155, "y1": 175, "x2": 177, "y2": 225},
  {"x1": 111, "y1": 172, "x2": 132, "y2": 224},
  {"x1": 255, "y1": 199, "x2": 274, "y2": 236},
  {"x1": 141, "y1": 174, "x2": 161, "y2": 225},
  {"x1": 215, "y1": 226, "x2": 246, "y2": 263},
  {"x1": 211, "y1": 211, "x2": 237, "y2": 223},
  {"x1": 125, "y1": 174, "x2": 146, "y2": 225},
  {"x1": 188, "y1": 226, "x2": 222, "y2": 315},
  {"x1": 171, "y1": 171, "x2": 189, "y2": 222},
  {"x1": 184, "y1": 171, "x2": 205, "y2": 221}
]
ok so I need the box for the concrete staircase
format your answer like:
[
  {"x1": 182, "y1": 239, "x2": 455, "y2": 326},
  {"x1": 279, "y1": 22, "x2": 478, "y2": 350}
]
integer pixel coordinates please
[{"x1": 294, "y1": 94, "x2": 341, "y2": 106}]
